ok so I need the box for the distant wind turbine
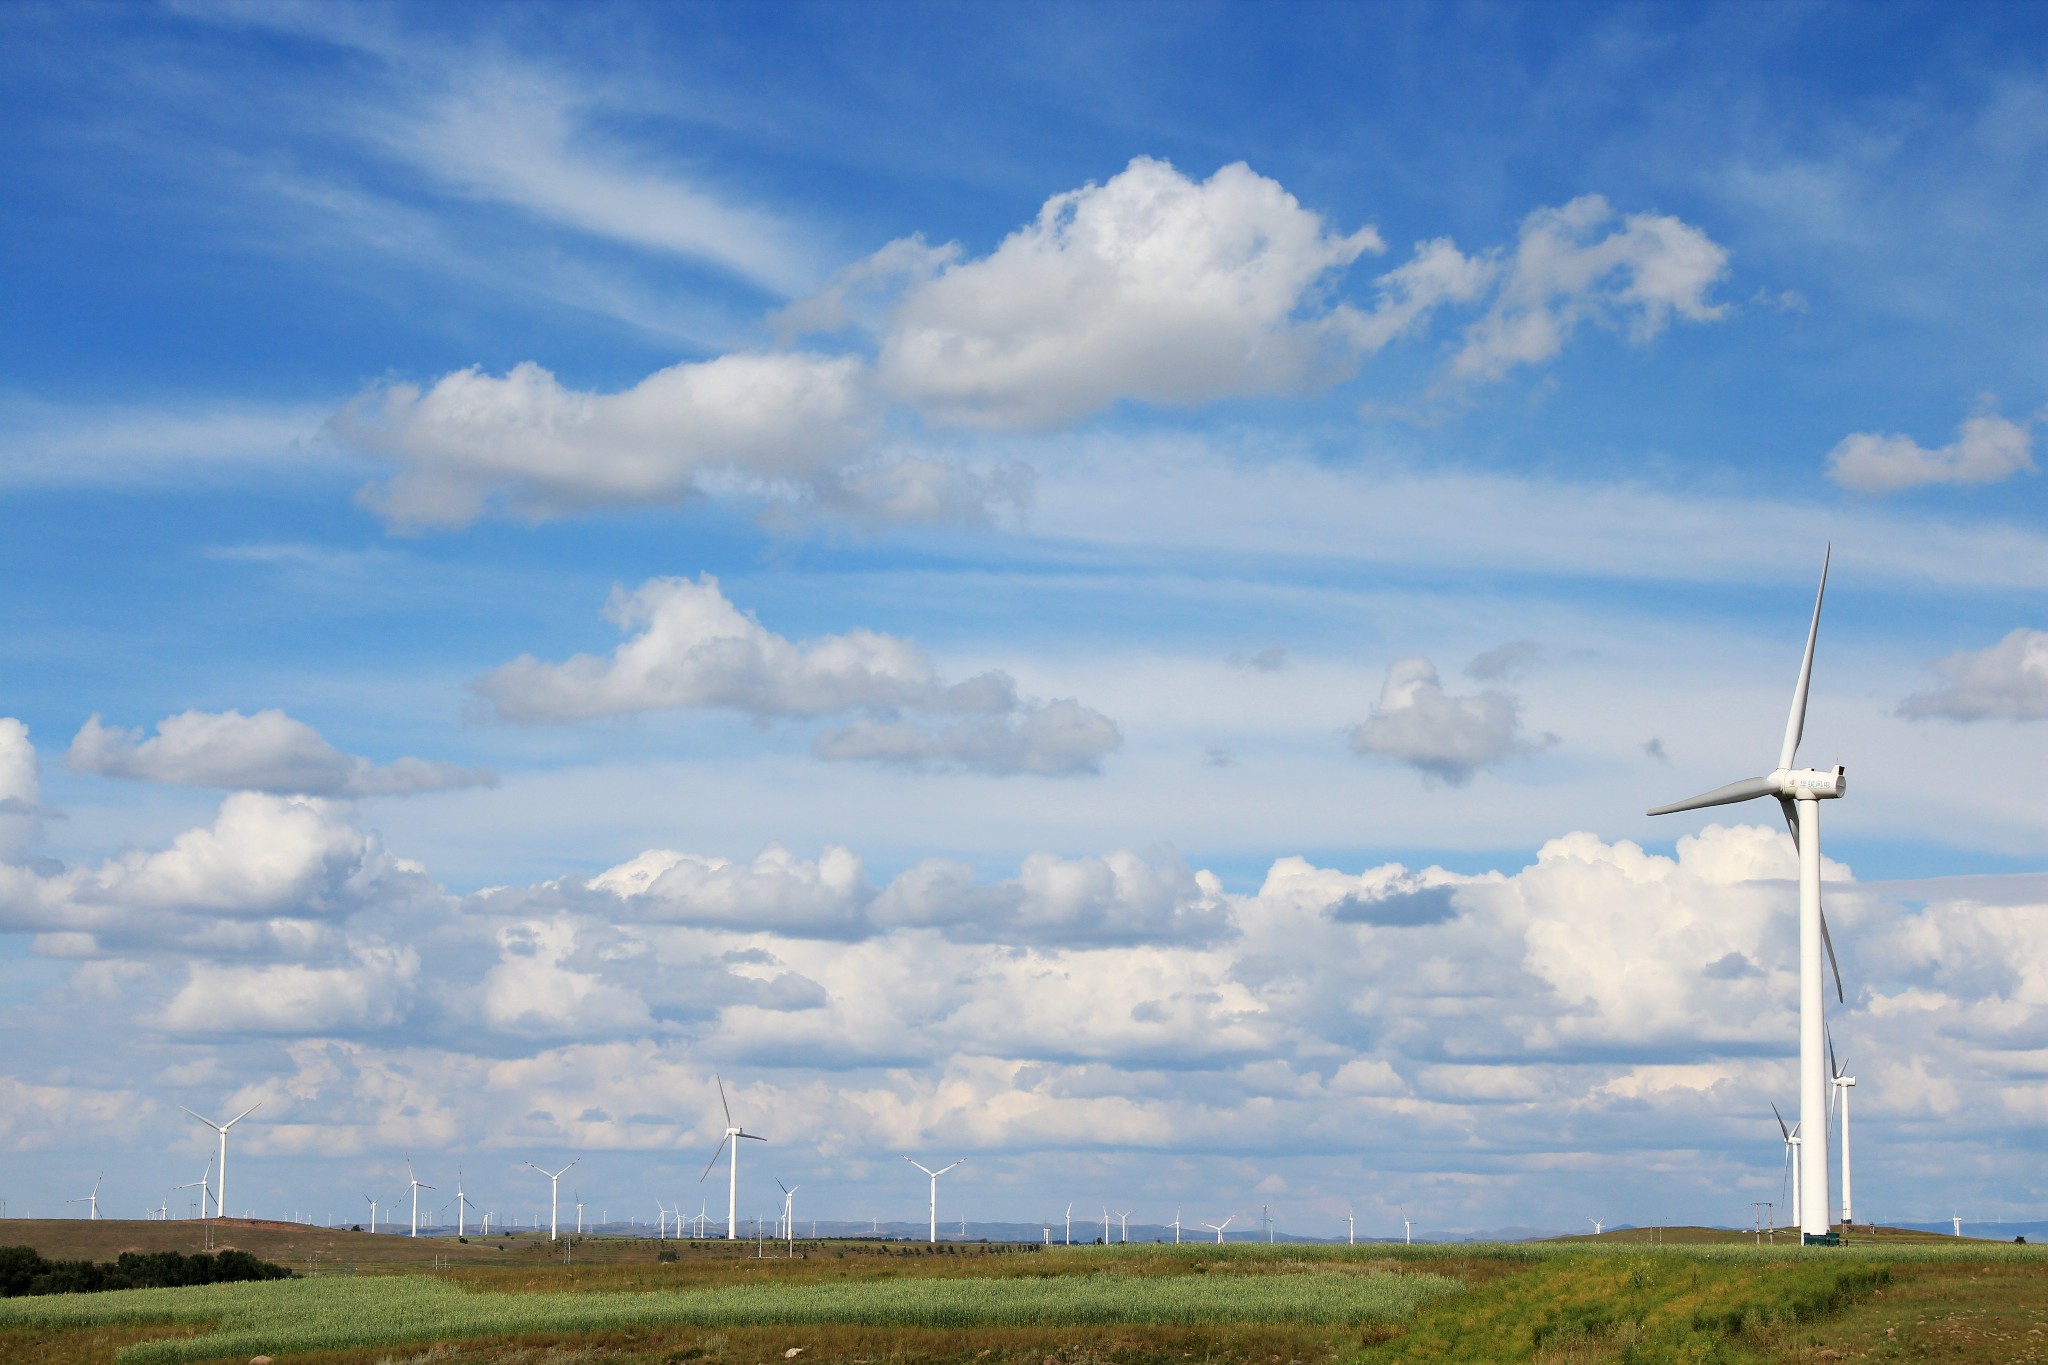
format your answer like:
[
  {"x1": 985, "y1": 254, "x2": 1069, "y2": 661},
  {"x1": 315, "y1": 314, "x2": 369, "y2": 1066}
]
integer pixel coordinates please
[
  {"x1": 1063, "y1": 1203, "x2": 1072, "y2": 1246},
  {"x1": 1116, "y1": 1210, "x2": 1132, "y2": 1243},
  {"x1": 700, "y1": 1076, "x2": 766, "y2": 1239},
  {"x1": 525, "y1": 1160, "x2": 578, "y2": 1242},
  {"x1": 1588, "y1": 1218, "x2": 1605, "y2": 1236},
  {"x1": 453, "y1": 1169, "x2": 474, "y2": 1238},
  {"x1": 776, "y1": 1180, "x2": 800, "y2": 1241},
  {"x1": 1830, "y1": 1036, "x2": 1856, "y2": 1228},
  {"x1": 1649, "y1": 549, "x2": 1846, "y2": 1244},
  {"x1": 1346, "y1": 1212, "x2": 1355, "y2": 1245},
  {"x1": 363, "y1": 1192, "x2": 380, "y2": 1234},
  {"x1": 575, "y1": 1191, "x2": 584, "y2": 1236},
  {"x1": 406, "y1": 1158, "x2": 435, "y2": 1237},
  {"x1": 177, "y1": 1159, "x2": 213, "y2": 1220},
  {"x1": 1199, "y1": 1215, "x2": 1231, "y2": 1244},
  {"x1": 180, "y1": 1102, "x2": 260, "y2": 1222},
  {"x1": 1174, "y1": 1206, "x2": 1182, "y2": 1245},
  {"x1": 66, "y1": 1174, "x2": 102, "y2": 1220},
  {"x1": 905, "y1": 1157, "x2": 962, "y2": 1244},
  {"x1": 1773, "y1": 1103, "x2": 1803, "y2": 1231}
]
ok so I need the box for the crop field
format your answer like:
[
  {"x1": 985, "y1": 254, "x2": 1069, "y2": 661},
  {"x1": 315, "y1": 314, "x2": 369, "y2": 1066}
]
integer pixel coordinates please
[{"x1": 1, "y1": 1226, "x2": 2042, "y2": 1364}]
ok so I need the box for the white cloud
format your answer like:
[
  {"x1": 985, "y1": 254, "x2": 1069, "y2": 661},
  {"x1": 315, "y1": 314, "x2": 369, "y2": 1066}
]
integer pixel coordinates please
[
  {"x1": 476, "y1": 575, "x2": 1120, "y2": 776},
  {"x1": 592, "y1": 844, "x2": 870, "y2": 938},
  {"x1": 1348, "y1": 656, "x2": 1556, "y2": 784},
  {"x1": 479, "y1": 918, "x2": 654, "y2": 1038},
  {"x1": 1447, "y1": 194, "x2": 1729, "y2": 383},
  {"x1": 67, "y1": 709, "x2": 493, "y2": 797},
  {"x1": 336, "y1": 353, "x2": 874, "y2": 528},
  {"x1": 1826, "y1": 410, "x2": 2035, "y2": 494},
  {"x1": 0, "y1": 718, "x2": 41, "y2": 859},
  {"x1": 155, "y1": 945, "x2": 419, "y2": 1034},
  {"x1": 869, "y1": 157, "x2": 1388, "y2": 428},
  {"x1": 1900, "y1": 628, "x2": 2048, "y2": 720},
  {"x1": 872, "y1": 849, "x2": 1230, "y2": 946},
  {"x1": 0, "y1": 793, "x2": 431, "y2": 950}
]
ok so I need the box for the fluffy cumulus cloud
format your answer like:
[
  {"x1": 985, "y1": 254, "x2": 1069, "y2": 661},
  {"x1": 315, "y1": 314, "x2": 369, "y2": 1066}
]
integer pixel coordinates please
[
  {"x1": 1445, "y1": 195, "x2": 1729, "y2": 383},
  {"x1": 335, "y1": 352, "x2": 875, "y2": 528},
  {"x1": 1826, "y1": 410, "x2": 2036, "y2": 494},
  {"x1": 0, "y1": 717, "x2": 41, "y2": 859},
  {"x1": 155, "y1": 945, "x2": 420, "y2": 1035},
  {"x1": 1348, "y1": 656, "x2": 1556, "y2": 784},
  {"x1": 328, "y1": 162, "x2": 1730, "y2": 533},
  {"x1": 477, "y1": 575, "x2": 1120, "y2": 776},
  {"x1": 1899, "y1": 628, "x2": 2048, "y2": 720},
  {"x1": 0, "y1": 792, "x2": 433, "y2": 955},
  {"x1": 8, "y1": 807, "x2": 2048, "y2": 1228},
  {"x1": 870, "y1": 157, "x2": 1387, "y2": 428},
  {"x1": 67, "y1": 709, "x2": 493, "y2": 797}
]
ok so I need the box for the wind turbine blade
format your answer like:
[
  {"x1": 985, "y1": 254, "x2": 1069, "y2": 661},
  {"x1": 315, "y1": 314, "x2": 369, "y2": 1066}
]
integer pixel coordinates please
[
  {"x1": 224, "y1": 1102, "x2": 262, "y2": 1128},
  {"x1": 699, "y1": 1134, "x2": 732, "y2": 1182},
  {"x1": 717, "y1": 1075, "x2": 732, "y2": 1128},
  {"x1": 777, "y1": 1179, "x2": 790, "y2": 1195},
  {"x1": 1820, "y1": 905, "x2": 1845, "y2": 1003},
  {"x1": 1772, "y1": 1102, "x2": 1789, "y2": 1139},
  {"x1": 1827, "y1": 1026, "x2": 1839, "y2": 1081},
  {"x1": 1778, "y1": 545, "x2": 1830, "y2": 772},
  {"x1": 1778, "y1": 796, "x2": 1800, "y2": 845},
  {"x1": 1647, "y1": 776, "x2": 1776, "y2": 818},
  {"x1": 179, "y1": 1106, "x2": 220, "y2": 1130}
]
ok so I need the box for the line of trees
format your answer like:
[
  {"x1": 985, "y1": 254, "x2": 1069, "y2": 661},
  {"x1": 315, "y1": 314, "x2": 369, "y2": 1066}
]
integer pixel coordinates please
[{"x1": 0, "y1": 1246, "x2": 293, "y2": 1296}]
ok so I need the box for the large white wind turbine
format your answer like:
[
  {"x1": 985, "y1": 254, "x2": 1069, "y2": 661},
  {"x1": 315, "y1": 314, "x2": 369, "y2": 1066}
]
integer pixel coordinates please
[
  {"x1": 1199, "y1": 1215, "x2": 1231, "y2": 1244},
  {"x1": 406, "y1": 1158, "x2": 434, "y2": 1237},
  {"x1": 1649, "y1": 549, "x2": 1845, "y2": 1244},
  {"x1": 180, "y1": 1101, "x2": 261, "y2": 1222},
  {"x1": 904, "y1": 1157, "x2": 961, "y2": 1244},
  {"x1": 1830, "y1": 1037, "x2": 1856, "y2": 1229},
  {"x1": 700, "y1": 1075, "x2": 766, "y2": 1239},
  {"x1": 526, "y1": 1159, "x2": 578, "y2": 1242},
  {"x1": 1773, "y1": 1103, "x2": 1802, "y2": 1231}
]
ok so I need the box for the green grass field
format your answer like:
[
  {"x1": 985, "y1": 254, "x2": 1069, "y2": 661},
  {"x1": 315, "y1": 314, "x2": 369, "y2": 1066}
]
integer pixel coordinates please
[{"x1": 1, "y1": 1222, "x2": 2041, "y2": 1364}]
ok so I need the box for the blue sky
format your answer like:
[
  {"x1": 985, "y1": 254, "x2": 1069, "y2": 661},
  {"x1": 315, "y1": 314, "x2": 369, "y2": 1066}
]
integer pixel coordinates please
[{"x1": 3, "y1": 0, "x2": 2047, "y2": 1237}]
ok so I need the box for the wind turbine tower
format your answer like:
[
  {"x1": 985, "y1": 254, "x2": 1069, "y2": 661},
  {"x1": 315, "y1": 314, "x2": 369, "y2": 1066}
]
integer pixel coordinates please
[
  {"x1": 1649, "y1": 549, "x2": 1845, "y2": 1244},
  {"x1": 1831, "y1": 1041, "x2": 1856, "y2": 1227},
  {"x1": 904, "y1": 1157, "x2": 961, "y2": 1244},
  {"x1": 700, "y1": 1076, "x2": 766, "y2": 1239},
  {"x1": 406, "y1": 1158, "x2": 434, "y2": 1237},
  {"x1": 180, "y1": 1102, "x2": 260, "y2": 1222}
]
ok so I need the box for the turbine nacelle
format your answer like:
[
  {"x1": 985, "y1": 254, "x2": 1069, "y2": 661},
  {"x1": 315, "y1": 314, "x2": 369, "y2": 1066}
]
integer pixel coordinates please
[{"x1": 1779, "y1": 765, "x2": 1846, "y2": 801}]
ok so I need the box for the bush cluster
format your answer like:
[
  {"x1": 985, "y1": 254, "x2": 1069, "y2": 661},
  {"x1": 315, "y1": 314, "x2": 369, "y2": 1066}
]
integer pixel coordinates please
[{"x1": 0, "y1": 1246, "x2": 294, "y2": 1297}]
